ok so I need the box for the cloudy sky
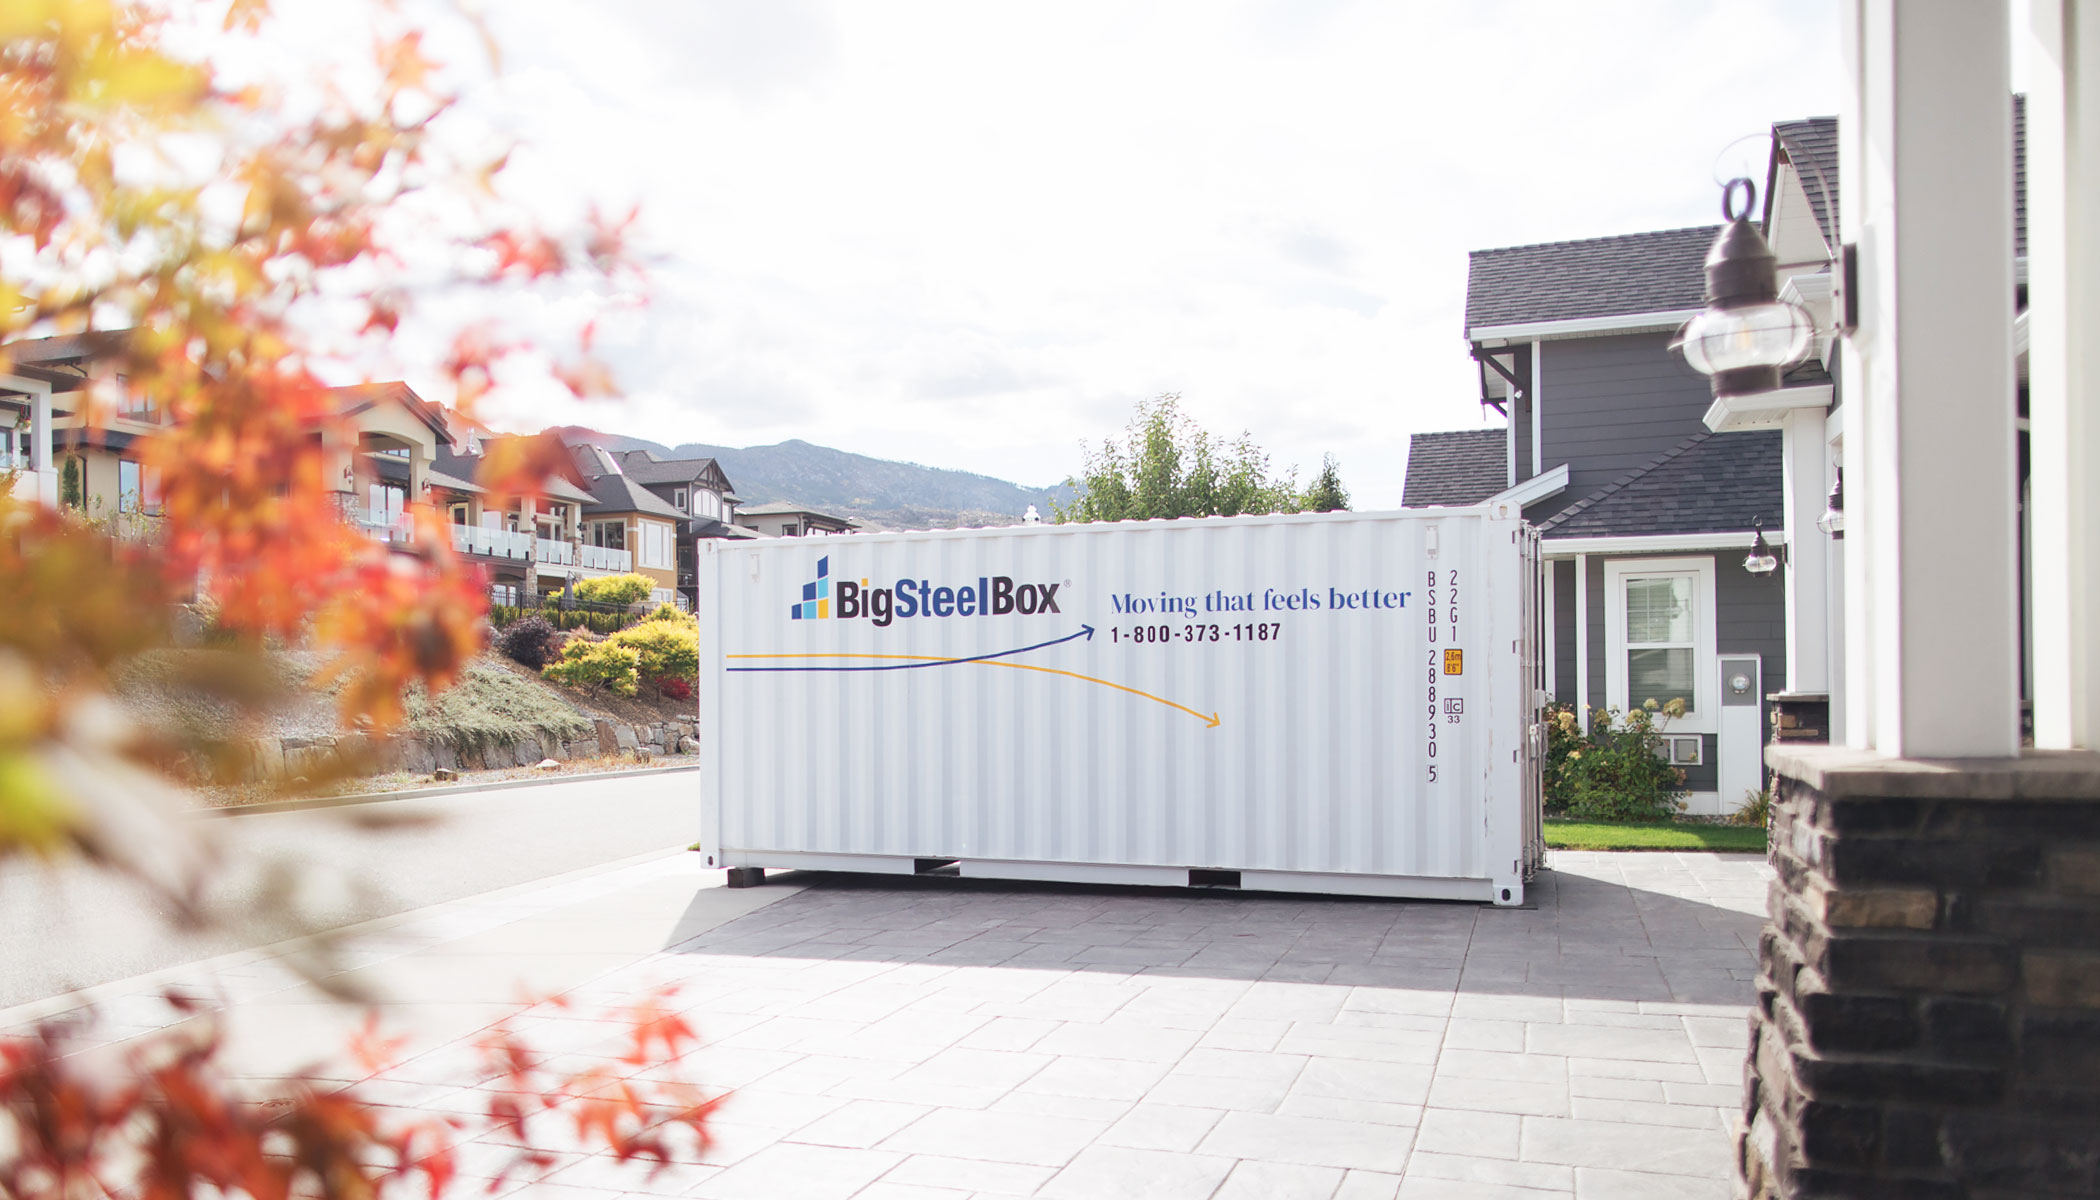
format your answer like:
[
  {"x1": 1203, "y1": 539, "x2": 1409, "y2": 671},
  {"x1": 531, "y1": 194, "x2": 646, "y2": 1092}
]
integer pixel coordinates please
[{"x1": 426, "y1": 0, "x2": 1846, "y2": 508}]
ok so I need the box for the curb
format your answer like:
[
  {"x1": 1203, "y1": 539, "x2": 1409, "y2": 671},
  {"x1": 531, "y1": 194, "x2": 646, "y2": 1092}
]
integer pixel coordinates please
[{"x1": 193, "y1": 763, "x2": 700, "y2": 819}]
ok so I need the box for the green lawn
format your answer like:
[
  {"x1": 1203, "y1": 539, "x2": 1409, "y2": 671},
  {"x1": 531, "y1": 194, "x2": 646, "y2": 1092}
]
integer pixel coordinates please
[{"x1": 1544, "y1": 818, "x2": 1768, "y2": 852}]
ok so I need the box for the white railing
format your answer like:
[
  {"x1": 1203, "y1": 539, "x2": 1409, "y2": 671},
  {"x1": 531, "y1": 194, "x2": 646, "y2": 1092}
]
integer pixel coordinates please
[
  {"x1": 649, "y1": 588, "x2": 677, "y2": 606},
  {"x1": 451, "y1": 524, "x2": 533, "y2": 560},
  {"x1": 536, "y1": 537, "x2": 576, "y2": 566},
  {"x1": 580, "y1": 543, "x2": 631, "y2": 572}
]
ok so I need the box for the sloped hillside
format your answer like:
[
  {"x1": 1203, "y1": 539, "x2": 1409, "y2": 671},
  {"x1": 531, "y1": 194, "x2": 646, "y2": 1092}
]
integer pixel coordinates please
[{"x1": 552, "y1": 428, "x2": 1073, "y2": 531}]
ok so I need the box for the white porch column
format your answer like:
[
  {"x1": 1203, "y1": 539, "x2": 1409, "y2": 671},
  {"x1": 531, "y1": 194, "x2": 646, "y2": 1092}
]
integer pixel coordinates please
[
  {"x1": 1840, "y1": 0, "x2": 2021, "y2": 756},
  {"x1": 3, "y1": 374, "x2": 56, "y2": 506},
  {"x1": 1780, "y1": 408, "x2": 1831, "y2": 695},
  {"x1": 2027, "y1": 0, "x2": 2100, "y2": 749}
]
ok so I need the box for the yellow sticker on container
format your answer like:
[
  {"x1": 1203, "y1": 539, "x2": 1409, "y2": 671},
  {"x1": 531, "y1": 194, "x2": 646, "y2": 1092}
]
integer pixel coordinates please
[{"x1": 1443, "y1": 648, "x2": 1463, "y2": 675}]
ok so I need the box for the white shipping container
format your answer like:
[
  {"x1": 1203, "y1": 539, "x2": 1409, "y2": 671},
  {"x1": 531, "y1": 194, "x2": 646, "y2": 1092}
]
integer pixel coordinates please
[{"x1": 696, "y1": 507, "x2": 1545, "y2": 905}]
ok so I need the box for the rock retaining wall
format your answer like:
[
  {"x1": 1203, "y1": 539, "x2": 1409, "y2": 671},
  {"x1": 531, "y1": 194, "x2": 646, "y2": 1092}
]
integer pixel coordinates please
[
  {"x1": 241, "y1": 718, "x2": 699, "y2": 782},
  {"x1": 1744, "y1": 746, "x2": 2100, "y2": 1199}
]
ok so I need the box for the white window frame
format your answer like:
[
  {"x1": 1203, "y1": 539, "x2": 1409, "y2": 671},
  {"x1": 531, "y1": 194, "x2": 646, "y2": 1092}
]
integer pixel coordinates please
[
  {"x1": 1603, "y1": 555, "x2": 1717, "y2": 735},
  {"x1": 638, "y1": 519, "x2": 674, "y2": 569},
  {"x1": 673, "y1": 487, "x2": 688, "y2": 511}
]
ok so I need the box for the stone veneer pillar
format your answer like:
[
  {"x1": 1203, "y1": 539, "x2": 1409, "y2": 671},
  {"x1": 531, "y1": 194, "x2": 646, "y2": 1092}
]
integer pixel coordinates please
[{"x1": 1742, "y1": 746, "x2": 2100, "y2": 1198}]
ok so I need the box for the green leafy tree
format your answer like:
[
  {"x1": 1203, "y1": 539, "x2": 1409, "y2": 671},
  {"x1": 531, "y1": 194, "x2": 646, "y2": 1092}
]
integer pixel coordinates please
[
  {"x1": 1054, "y1": 394, "x2": 1322, "y2": 523},
  {"x1": 1300, "y1": 454, "x2": 1351, "y2": 512}
]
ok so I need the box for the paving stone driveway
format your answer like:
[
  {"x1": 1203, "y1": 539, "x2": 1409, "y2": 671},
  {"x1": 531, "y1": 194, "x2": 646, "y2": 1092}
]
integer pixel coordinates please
[
  {"x1": 552, "y1": 852, "x2": 1770, "y2": 1200},
  {"x1": 2, "y1": 850, "x2": 1771, "y2": 1200}
]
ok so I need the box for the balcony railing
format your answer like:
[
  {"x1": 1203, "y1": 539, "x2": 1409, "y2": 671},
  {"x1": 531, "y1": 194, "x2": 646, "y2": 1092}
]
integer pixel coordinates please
[
  {"x1": 579, "y1": 543, "x2": 630, "y2": 572},
  {"x1": 450, "y1": 524, "x2": 534, "y2": 560},
  {"x1": 536, "y1": 536, "x2": 575, "y2": 566}
]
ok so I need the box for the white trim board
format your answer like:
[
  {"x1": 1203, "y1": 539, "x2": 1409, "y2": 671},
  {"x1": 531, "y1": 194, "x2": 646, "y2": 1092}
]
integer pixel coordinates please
[
  {"x1": 1488, "y1": 463, "x2": 1569, "y2": 510},
  {"x1": 1543, "y1": 531, "x2": 1783, "y2": 556},
  {"x1": 1469, "y1": 308, "x2": 1702, "y2": 346},
  {"x1": 1531, "y1": 339, "x2": 1544, "y2": 478},
  {"x1": 1703, "y1": 383, "x2": 1835, "y2": 434}
]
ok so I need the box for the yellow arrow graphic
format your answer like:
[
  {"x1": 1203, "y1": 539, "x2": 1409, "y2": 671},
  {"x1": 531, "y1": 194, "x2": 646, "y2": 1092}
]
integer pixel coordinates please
[{"x1": 725, "y1": 651, "x2": 1222, "y2": 728}]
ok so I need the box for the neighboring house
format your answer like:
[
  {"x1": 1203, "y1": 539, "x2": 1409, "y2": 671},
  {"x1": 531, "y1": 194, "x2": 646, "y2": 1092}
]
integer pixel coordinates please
[
  {"x1": 733, "y1": 501, "x2": 858, "y2": 538},
  {"x1": 566, "y1": 445, "x2": 688, "y2": 606},
  {"x1": 1407, "y1": 99, "x2": 2032, "y2": 811},
  {"x1": 3, "y1": 335, "x2": 462, "y2": 546},
  {"x1": 430, "y1": 429, "x2": 619, "y2": 606},
  {"x1": 1406, "y1": 225, "x2": 1791, "y2": 815},
  {"x1": 604, "y1": 448, "x2": 753, "y2": 608}
]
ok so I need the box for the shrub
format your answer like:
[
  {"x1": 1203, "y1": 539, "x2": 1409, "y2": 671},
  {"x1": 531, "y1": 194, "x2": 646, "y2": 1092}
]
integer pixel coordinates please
[
  {"x1": 645, "y1": 601, "x2": 684, "y2": 622},
  {"x1": 571, "y1": 573, "x2": 654, "y2": 608},
  {"x1": 542, "y1": 639, "x2": 640, "y2": 697},
  {"x1": 1732, "y1": 787, "x2": 1774, "y2": 827},
  {"x1": 608, "y1": 618, "x2": 699, "y2": 686},
  {"x1": 658, "y1": 674, "x2": 692, "y2": 702},
  {"x1": 1542, "y1": 701, "x2": 1688, "y2": 821},
  {"x1": 402, "y1": 663, "x2": 592, "y2": 750},
  {"x1": 495, "y1": 613, "x2": 563, "y2": 669}
]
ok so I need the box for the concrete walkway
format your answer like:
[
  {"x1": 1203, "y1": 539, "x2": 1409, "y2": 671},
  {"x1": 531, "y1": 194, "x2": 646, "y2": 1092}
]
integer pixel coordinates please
[{"x1": 1, "y1": 850, "x2": 1771, "y2": 1200}]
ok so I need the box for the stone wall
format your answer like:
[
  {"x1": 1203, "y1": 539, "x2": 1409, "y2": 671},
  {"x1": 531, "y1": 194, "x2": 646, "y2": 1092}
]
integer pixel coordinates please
[
  {"x1": 240, "y1": 718, "x2": 699, "y2": 782},
  {"x1": 1742, "y1": 747, "x2": 2100, "y2": 1199}
]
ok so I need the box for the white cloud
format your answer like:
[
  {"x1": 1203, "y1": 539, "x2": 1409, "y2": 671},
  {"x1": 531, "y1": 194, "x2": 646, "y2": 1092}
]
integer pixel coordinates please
[{"x1": 374, "y1": 0, "x2": 1846, "y2": 506}]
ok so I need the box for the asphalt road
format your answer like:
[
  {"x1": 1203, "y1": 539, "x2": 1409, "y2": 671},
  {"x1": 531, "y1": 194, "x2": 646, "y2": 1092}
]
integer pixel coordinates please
[{"x1": 0, "y1": 770, "x2": 700, "y2": 1009}]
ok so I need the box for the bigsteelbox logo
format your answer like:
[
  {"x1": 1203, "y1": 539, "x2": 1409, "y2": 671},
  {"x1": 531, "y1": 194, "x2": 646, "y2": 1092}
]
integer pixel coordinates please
[{"x1": 789, "y1": 556, "x2": 1061, "y2": 628}]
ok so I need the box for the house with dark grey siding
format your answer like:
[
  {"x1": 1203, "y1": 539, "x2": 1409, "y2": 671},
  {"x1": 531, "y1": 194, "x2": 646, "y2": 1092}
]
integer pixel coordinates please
[
  {"x1": 1403, "y1": 100, "x2": 2036, "y2": 814},
  {"x1": 1405, "y1": 227, "x2": 1792, "y2": 815}
]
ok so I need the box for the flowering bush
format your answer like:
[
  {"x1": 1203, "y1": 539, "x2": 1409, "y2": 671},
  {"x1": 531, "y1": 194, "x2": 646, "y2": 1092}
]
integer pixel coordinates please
[{"x1": 1543, "y1": 701, "x2": 1689, "y2": 821}]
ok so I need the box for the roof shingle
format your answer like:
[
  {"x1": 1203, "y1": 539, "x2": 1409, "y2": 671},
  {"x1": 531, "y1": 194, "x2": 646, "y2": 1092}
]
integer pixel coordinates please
[
  {"x1": 1538, "y1": 430, "x2": 1782, "y2": 539},
  {"x1": 1465, "y1": 226, "x2": 1718, "y2": 335},
  {"x1": 1401, "y1": 429, "x2": 1505, "y2": 508},
  {"x1": 1774, "y1": 98, "x2": 2026, "y2": 257},
  {"x1": 583, "y1": 473, "x2": 687, "y2": 521}
]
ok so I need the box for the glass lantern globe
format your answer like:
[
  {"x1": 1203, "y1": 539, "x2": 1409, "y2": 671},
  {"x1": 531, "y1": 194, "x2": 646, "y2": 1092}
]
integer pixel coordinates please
[
  {"x1": 1674, "y1": 178, "x2": 1823, "y2": 398},
  {"x1": 1678, "y1": 302, "x2": 1816, "y2": 378}
]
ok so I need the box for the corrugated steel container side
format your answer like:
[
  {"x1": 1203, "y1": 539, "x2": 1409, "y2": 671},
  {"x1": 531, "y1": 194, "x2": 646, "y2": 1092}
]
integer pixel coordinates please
[{"x1": 697, "y1": 508, "x2": 1538, "y2": 903}]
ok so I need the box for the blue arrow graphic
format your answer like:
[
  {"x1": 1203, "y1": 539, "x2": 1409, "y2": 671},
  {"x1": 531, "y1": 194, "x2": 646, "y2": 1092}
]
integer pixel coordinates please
[{"x1": 726, "y1": 625, "x2": 1096, "y2": 672}]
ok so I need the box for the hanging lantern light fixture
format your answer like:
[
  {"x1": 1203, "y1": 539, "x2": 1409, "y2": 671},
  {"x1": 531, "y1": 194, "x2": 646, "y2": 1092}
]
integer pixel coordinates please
[
  {"x1": 1815, "y1": 468, "x2": 1845, "y2": 540},
  {"x1": 1744, "y1": 517, "x2": 1782, "y2": 576},
  {"x1": 1673, "y1": 179, "x2": 1817, "y2": 398}
]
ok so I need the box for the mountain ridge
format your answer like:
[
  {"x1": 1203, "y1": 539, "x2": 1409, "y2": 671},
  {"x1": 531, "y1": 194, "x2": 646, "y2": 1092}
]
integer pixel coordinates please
[{"x1": 548, "y1": 426, "x2": 1073, "y2": 531}]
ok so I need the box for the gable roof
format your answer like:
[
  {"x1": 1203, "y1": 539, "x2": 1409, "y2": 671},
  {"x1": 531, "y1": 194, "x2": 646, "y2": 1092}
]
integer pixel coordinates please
[
  {"x1": 583, "y1": 472, "x2": 687, "y2": 521},
  {"x1": 433, "y1": 439, "x2": 598, "y2": 505},
  {"x1": 1771, "y1": 97, "x2": 2026, "y2": 256},
  {"x1": 1771, "y1": 116, "x2": 1839, "y2": 248},
  {"x1": 1400, "y1": 429, "x2": 1505, "y2": 507},
  {"x1": 614, "y1": 448, "x2": 731, "y2": 490},
  {"x1": 734, "y1": 500, "x2": 857, "y2": 524},
  {"x1": 335, "y1": 381, "x2": 454, "y2": 446},
  {"x1": 1537, "y1": 429, "x2": 1782, "y2": 539},
  {"x1": 1465, "y1": 226, "x2": 1718, "y2": 335}
]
